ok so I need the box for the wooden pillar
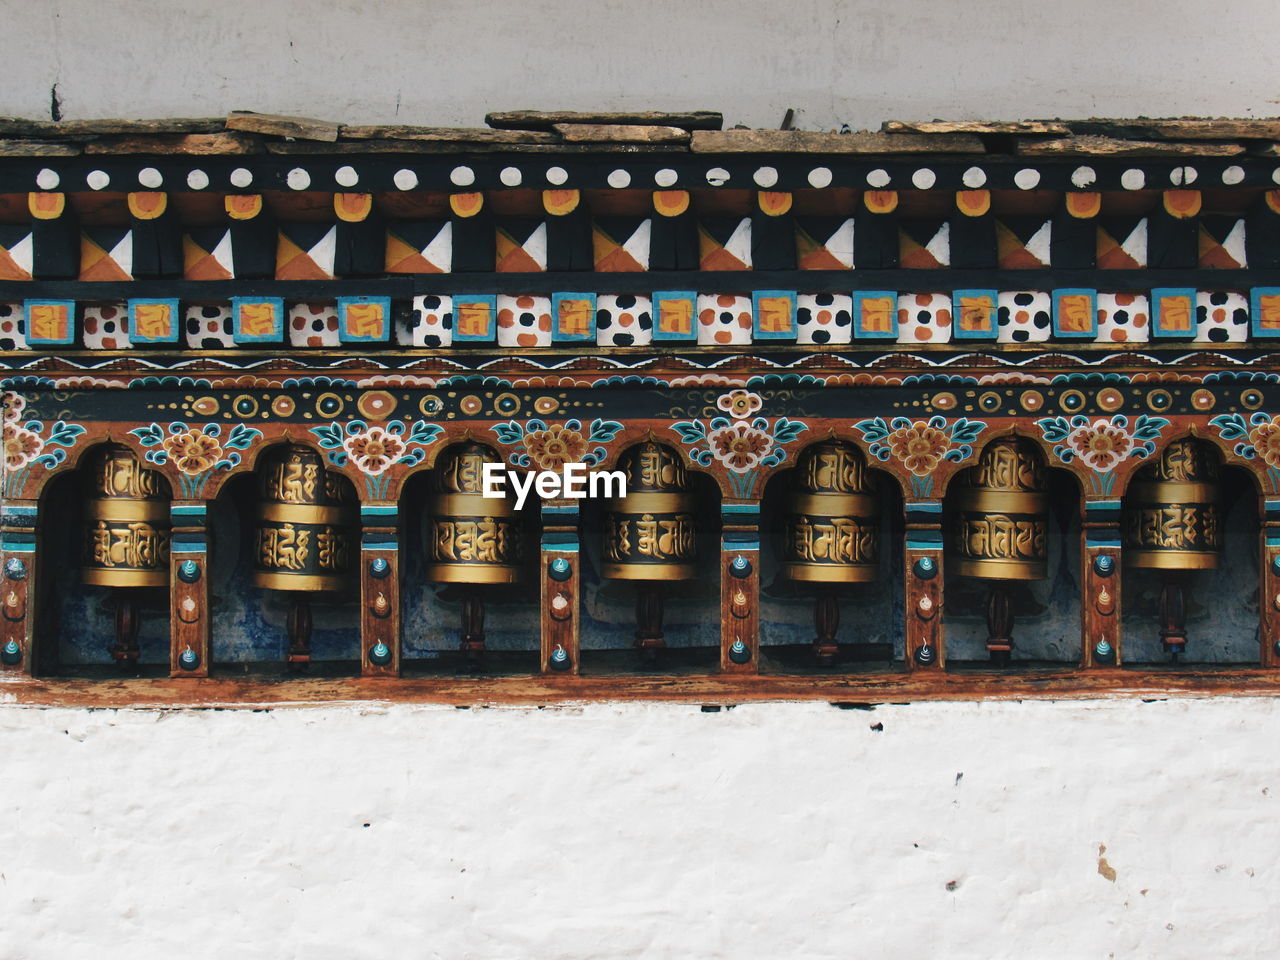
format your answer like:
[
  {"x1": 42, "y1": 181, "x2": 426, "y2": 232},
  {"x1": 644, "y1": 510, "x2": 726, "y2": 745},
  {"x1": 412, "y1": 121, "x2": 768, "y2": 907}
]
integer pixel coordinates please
[
  {"x1": 540, "y1": 502, "x2": 579, "y2": 674},
  {"x1": 360, "y1": 503, "x2": 400, "y2": 678},
  {"x1": 904, "y1": 501, "x2": 943, "y2": 669},
  {"x1": 1081, "y1": 499, "x2": 1123, "y2": 668},
  {"x1": 169, "y1": 502, "x2": 210, "y2": 677},
  {"x1": 0, "y1": 501, "x2": 38, "y2": 675},
  {"x1": 1261, "y1": 497, "x2": 1280, "y2": 668},
  {"x1": 720, "y1": 502, "x2": 759, "y2": 673}
]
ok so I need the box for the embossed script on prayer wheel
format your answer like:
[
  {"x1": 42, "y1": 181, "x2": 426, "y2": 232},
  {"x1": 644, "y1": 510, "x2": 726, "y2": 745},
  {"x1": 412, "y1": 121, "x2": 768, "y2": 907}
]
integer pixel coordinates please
[
  {"x1": 426, "y1": 442, "x2": 522, "y2": 584},
  {"x1": 947, "y1": 437, "x2": 1048, "y2": 581},
  {"x1": 253, "y1": 444, "x2": 355, "y2": 592},
  {"x1": 602, "y1": 441, "x2": 696, "y2": 581},
  {"x1": 82, "y1": 444, "x2": 171, "y2": 588},
  {"x1": 781, "y1": 439, "x2": 879, "y2": 583},
  {"x1": 1123, "y1": 438, "x2": 1221, "y2": 571}
]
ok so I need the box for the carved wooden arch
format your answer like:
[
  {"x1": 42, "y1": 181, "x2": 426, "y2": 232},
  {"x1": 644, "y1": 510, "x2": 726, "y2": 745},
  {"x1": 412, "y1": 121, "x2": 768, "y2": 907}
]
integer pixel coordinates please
[
  {"x1": 931, "y1": 425, "x2": 1078, "y2": 501},
  {"x1": 36, "y1": 435, "x2": 177, "y2": 508},
  {"x1": 200, "y1": 431, "x2": 362, "y2": 502},
  {"x1": 1111, "y1": 428, "x2": 1269, "y2": 501}
]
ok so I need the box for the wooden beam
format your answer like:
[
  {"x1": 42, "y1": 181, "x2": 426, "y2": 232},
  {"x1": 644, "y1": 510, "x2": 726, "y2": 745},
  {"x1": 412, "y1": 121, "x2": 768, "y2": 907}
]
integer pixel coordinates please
[
  {"x1": 0, "y1": 141, "x2": 81, "y2": 156},
  {"x1": 1015, "y1": 135, "x2": 1245, "y2": 157},
  {"x1": 0, "y1": 117, "x2": 223, "y2": 137},
  {"x1": 225, "y1": 111, "x2": 340, "y2": 142},
  {"x1": 883, "y1": 119, "x2": 1071, "y2": 136},
  {"x1": 83, "y1": 132, "x2": 264, "y2": 155},
  {"x1": 690, "y1": 129, "x2": 985, "y2": 154},
  {"x1": 339, "y1": 125, "x2": 557, "y2": 143},
  {"x1": 553, "y1": 123, "x2": 690, "y2": 144},
  {"x1": 486, "y1": 109, "x2": 723, "y2": 131}
]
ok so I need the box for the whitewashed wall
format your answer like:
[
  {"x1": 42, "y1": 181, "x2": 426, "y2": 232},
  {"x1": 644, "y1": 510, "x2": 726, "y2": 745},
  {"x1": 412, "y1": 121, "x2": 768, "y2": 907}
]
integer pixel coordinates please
[
  {"x1": 4, "y1": 0, "x2": 1279, "y2": 130},
  {"x1": 1, "y1": 698, "x2": 1278, "y2": 958}
]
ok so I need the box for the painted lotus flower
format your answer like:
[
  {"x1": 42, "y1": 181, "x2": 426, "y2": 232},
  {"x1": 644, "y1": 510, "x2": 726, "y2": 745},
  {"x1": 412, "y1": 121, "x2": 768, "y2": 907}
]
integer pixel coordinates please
[
  {"x1": 887, "y1": 422, "x2": 950, "y2": 476},
  {"x1": 3, "y1": 424, "x2": 43, "y2": 470},
  {"x1": 1249, "y1": 417, "x2": 1280, "y2": 470},
  {"x1": 162, "y1": 429, "x2": 224, "y2": 475},
  {"x1": 716, "y1": 389, "x2": 763, "y2": 421},
  {"x1": 523, "y1": 423, "x2": 588, "y2": 471},
  {"x1": 708, "y1": 421, "x2": 773, "y2": 472},
  {"x1": 342, "y1": 426, "x2": 407, "y2": 475},
  {"x1": 1063, "y1": 420, "x2": 1134, "y2": 471},
  {"x1": 2, "y1": 392, "x2": 24, "y2": 425}
]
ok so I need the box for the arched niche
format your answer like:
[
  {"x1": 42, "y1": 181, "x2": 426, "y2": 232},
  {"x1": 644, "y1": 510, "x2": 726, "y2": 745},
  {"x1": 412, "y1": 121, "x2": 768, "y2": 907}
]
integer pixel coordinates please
[
  {"x1": 941, "y1": 435, "x2": 1084, "y2": 667},
  {"x1": 578, "y1": 440, "x2": 722, "y2": 672},
  {"x1": 757, "y1": 438, "x2": 904, "y2": 672},
  {"x1": 397, "y1": 440, "x2": 542, "y2": 675},
  {"x1": 207, "y1": 441, "x2": 361, "y2": 676},
  {"x1": 35, "y1": 442, "x2": 173, "y2": 677},
  {"x1": 1120, "y1": 437, "x2": 1262, "y2": 665}
]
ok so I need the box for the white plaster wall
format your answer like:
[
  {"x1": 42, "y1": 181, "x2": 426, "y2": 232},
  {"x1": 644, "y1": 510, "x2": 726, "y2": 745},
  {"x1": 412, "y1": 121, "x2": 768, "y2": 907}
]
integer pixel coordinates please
[
  {"x1": 1, "y1": 698, "x2": 1279, "y2": 958},
  {"x1": 3, "y1": 0, "x2": 1279, "y2": 130}
]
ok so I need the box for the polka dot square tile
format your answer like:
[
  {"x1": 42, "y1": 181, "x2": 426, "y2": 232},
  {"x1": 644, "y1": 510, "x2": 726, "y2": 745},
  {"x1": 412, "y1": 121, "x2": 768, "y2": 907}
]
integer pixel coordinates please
[
  {"x1": 696, "y1": 294, "x2": 752, "y2": 345},
  {"x1": 184, "y1": 303, "x2": 235, "y2": 350},
  {"x1": 497, "y1": 295, "x2": 552, "y2": 347},
  {"x1": 596, "y1": 295, "x2": 652, "y2": 346},
  {"x1": 1194, "y1": 292, "x2": 1249, "y2": 344},
  {"x1": 1095, "y1": 293, "x2": 1150, "y2": 344},
  {"x1": 287, "y1": 302, "x2": 340, "y2": 348},
  {"x1": 0, "y1": 302, "x2": 27, "y2": 350},
  {"x1": 398, "y1": 295, "x2": 452, "y2": 347},
  {"x1": 896, "y1": 293, "x2": 952, "y2": 344},
  {"x1": 82, "y1": 302, "x2": 131, "y2": 350},
  {"x1": 795, "y1": 294, "x2": 852, "y2": 345},
  {"x1": 996, "y1": 291, "x2": 1051, "y2": 343}
]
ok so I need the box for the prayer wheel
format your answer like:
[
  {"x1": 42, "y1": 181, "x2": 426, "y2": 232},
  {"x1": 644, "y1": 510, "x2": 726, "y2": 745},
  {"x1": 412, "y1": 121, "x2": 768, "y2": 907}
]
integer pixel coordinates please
[
  {"x1": 426, "y1": 441, "x2": 522, "y2": 584},
  {"x1": 1122, "y1": 438, "x2": 1221, "y2": 571},
  {"x1": 1122, "y1": 438, "x2": 1221, "y2": 658},
  {"x1": 781, "y1": 439, "x2": 879, "y2": 583},
  {"x1": 601, "y1": 441, "x2": 696, "y2": 581},
  {"x1": 82, "y1": 444, "x2": 171, "y2": 588},
  {"x1": 947, "y1": 437, "x2": 1048, "y2": 581},
  {"x1": 253, "y1": 444, "x2": 355, "y2": 593}
]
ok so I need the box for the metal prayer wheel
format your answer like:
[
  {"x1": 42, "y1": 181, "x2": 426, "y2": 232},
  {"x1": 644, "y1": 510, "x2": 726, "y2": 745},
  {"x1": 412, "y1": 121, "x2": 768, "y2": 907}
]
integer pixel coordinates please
[
  {"x1": 426, "y1": 442, "x2": 522, "y2": 584},
  {"x1": 253, "y1": 444, "x2": 355, "y2": 592},
  {"x1": 602, "y1": 441, "x2": 696, "y2": 581},
  {"x1": 1123, "y1": 438, "x2": 1221, "y2": 571},
  {"x1": 82, "y1": 444, "x2": 171, "y2": 588},
  {"x1": 947, "y1": 437, "x2": 1048, "y2": 581},
  {"x1": 781, "y1": 439, "x2": 879, "y2": 583}
]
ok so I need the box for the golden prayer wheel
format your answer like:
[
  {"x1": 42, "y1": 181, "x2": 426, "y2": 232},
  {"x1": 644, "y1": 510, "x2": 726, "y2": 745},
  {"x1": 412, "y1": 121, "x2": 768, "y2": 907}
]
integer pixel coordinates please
[
  {"x1": 781, "y1": 439, "x2": 879, "y2": 583},
  {"x1": 947, "y1": 437, "x2": 1048, "y2": 581},
  {"x1": 602, "y1": 441, "x2": 696, "y2": 581},
  {"x1": 1123, "y1": 438, "x2": 1221, "y2": 570},
  {"x1": 426, "y1": 442, "x2": 522, "y2": 584},
  {"x1": 253, "y1": 444, "x2": 355, "y2": 592},
  {"x1": 82, "y1": 444, "x2": 171, "y2": 587}
]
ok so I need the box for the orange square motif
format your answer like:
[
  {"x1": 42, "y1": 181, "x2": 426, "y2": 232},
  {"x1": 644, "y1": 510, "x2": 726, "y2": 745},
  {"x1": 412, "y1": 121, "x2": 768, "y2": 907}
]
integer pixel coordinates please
[
  {"x1": 1259, "y1": 294, "x2": 1280, "y2": 330},
  {"x1": 860, "y1": 297, "x2": 894, "y2": 334},
  {"x1": 757, "y1": 297, "x2": 793, "y2": 334},
  {"x1": 238, "y1": 302, "x2": 278, "y2": 338},
  {"x1": 657, "y1": 298, "x2": 693, "y2": 335},
  {"x1": 345, "y1": 302, "x2": 384, "y2": 338},
  {"x1": 28, "y1": 303, "x2": 71, "y2": 342},
  {"x1": 557, "y1": 299, "x2": 592, "y2": 337},
  {"x1": 1057, "y1": 294, "x2": 1093, "y2": 333},
  {"x1": 456, "y1": 301, "x2": 493, "y2": 338},
  {"x1": 958, "y1": 297, "x2": 993, "y2": 332},
  {"x1": 133, "y1": 303, "x2": 173, "y2": 340},
  {"x1": 1158, "y1": 295, "x2": 1192, "y2": 332}
]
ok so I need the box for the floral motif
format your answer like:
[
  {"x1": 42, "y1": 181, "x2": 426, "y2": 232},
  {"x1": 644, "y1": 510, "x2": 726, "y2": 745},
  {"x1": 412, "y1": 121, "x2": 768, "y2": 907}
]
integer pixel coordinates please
[
  {"x1": 4, "y1": 424, "x2": 43, "y2": 471},
  {"x1": 129, "y1": 422, "x2": 263, "y2": 496},
  {"x1": 1037, "y1": 414, "x2": 1167, "y2": 494},
  {"x1": 1064, "y1": 421, "x2": 1135, "y2": 471},
  {"x1": 162, "y1": 429, "x2": 224, "y2": 475},
  {"x1": 342, "y1": 426, "x2": 407, "y2": 475},
  {"x1": 853, "y1": 416, "x2": 985, "y2": 495},
  {"x1": 492, "y1": 419, "x2": 622, "y2": 470},
  {"x1": 524, "y1": 424, "x2": 590, "y2": 471},
  {"x1": 1211, "y1": 412, "x2": 1280, "y2": 490},
  {"x1": 671, "y1": 393, "x2": 807, "y2": 496},
  {"x1": 1, "y1": 392, "x2": 87, "y2": 495},
  {"x1": 886, "y1": 422, "x2": 951, "y2": 475},
  {"x1": 716, "y1": 389, "x2": 764, "y2": 420},
  {"x1": 312, "y1": 419, "x2": 444, "y2": 497},
  {"x1": 707, "y1": 421, "x2": 774, "y2": 471}
]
